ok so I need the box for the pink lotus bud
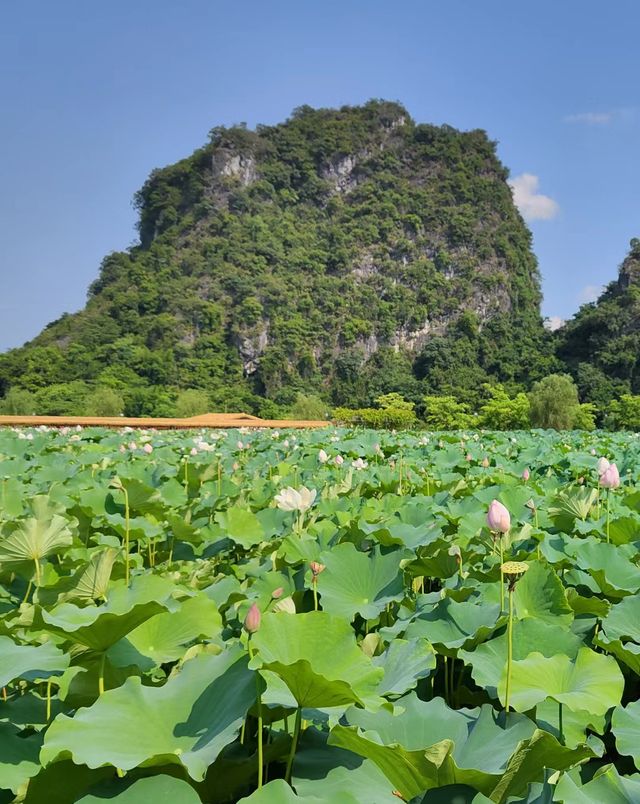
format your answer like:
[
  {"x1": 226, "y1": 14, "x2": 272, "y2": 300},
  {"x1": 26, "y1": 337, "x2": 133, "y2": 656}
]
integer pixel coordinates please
[
  {"x1": 334, "y1": 455, "x2": 344, "y2": 467},
  {"x1": 522, "y1": 467, "x2": 530, "y2": 481},
  {"x1": 143, "y1": 443, "x2": 153, "y2": 454},
  {"x1": 466, "y1": 453, "x2": 472, "y2": 462},
  {"x1": 600, "y1": 463, "x2": 620, "y2": 489},
  {"x1": 310, "y1": 561, "x2": 325, "y2": 578},
  {"x1": 577, "y1": 476, "x2": 585, "y2": 485},
  {"x1": 487, "y1": 500, "x2": 511, "y2": 533},
  {"x1": 244, "y1": 603, "x2": 261, "y2": 634},
  {"x1": 232, "y1": 462, "x2": 240, "y2": 471},
  {"x1": 190, "y1": 447, "x2": 198, "y2": 456},
  {"x1": 481, "y1": 457, "x2": 490, "y2": 468},
  {"x1": 597, "y1": 457, "x2": 610, "y2": 475},
  {"x1": 272, "y1": 587, "x2": 284, "y2": 599},
  {"x1": 128, "y1": 441, "x2": 137, "y2": 451}
]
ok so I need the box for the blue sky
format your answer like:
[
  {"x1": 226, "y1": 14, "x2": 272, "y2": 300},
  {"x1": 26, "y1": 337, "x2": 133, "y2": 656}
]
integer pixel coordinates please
[{"x1": 1, "y1": 0, "x2": 638, "y2": 350}]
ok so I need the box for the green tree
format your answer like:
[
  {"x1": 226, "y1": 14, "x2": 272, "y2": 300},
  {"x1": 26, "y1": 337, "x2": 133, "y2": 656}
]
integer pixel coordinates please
[
  {"x1": 607, "y1": 394, "x2": 640, "y2": 430},
  {"x1": 175, "y1": 389, "x2": 210, "y2": 418},
  {"x1": 85, "y1": 388, "x2": 125, "y2": 416},
  {"x1": 479, "y1": 386, "x2": 530, "y2": 429},
  {"x1": 422, "y1": 395, "x2": 474, "y2": 430},
  {"x1": 289, "y1": 393, "x2": 328, "y2": 420},
  {"x1": 528, "y1": 374, "x2": 580, "y2": 429},
  {"x1": 0, "y1": 388, "x2": 36, "y2": 415}
]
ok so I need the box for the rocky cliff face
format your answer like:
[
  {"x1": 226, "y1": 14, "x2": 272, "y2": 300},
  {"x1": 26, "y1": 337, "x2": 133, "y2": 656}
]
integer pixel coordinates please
[{"x1": 0, "y1": 101, "x2": 549, "y2": 411}]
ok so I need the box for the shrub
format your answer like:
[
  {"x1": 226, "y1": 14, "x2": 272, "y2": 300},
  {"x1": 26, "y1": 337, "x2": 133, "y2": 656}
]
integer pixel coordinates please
[
  {"x1": 573, "y1": 402, "x2": 597, "y2": 431},
  {"x1": 333, "y1": 393, "x2": 417, "y2": 429},
  {"x1": 422, "y1": 395, "x2": 474, "y2": 430},
  {"x1": 528, "y1": 374, "x2": 580, "y2": 429},
  {"x1": 479, "y1": 386, "x2": 530, "y2": 429},
  {"x1": 606, "y1": 394, "x2": 640, "y2": 430},
  {"x1": 175, "y1": 389, "x2": 210, "y2": 418},
  {"x1": 0, "y1": 388, "x2": 36, "y2": 415},
  {"x1": 289, "y1": 393, "x2": 329, "y2": 420},
  {"x1": 85, "y1": 388, "x2": 125, "y2": 417}
]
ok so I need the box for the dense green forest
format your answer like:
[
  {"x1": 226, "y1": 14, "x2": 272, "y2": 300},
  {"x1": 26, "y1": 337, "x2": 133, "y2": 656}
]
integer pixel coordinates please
[{"x1": 0, "y1": 100, "x2": 637, "y2": 426}]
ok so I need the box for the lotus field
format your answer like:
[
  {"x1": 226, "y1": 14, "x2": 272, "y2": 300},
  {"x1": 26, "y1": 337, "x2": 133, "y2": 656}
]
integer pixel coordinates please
[{"x1": 2, "y1": 426, "x2": 640, "y2": 803}]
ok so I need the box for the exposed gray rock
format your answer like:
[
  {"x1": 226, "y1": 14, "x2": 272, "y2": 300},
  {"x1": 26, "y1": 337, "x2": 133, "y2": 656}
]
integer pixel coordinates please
[{"x1": 212, "y1": 151, "x2": 257, "y2": 186}]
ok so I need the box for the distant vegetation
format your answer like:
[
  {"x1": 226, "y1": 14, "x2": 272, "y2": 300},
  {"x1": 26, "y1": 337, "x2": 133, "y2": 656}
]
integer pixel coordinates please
[{"x1": 0, "y1": 101, "x2": 638, "y2": 428}]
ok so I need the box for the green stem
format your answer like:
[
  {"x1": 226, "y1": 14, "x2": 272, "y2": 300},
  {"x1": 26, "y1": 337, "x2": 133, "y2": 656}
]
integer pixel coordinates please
[
  {"x1": 558, "y1": 701, "x2": 564, "y2": 745},
  {"x1": 46, "y1": 678, "x2": 52, "y2": 721},
  {"x1": 606, "y1": 489, "x2": 611, "y2": 544},
  {"x1": 505, "y1": 588, "x2": 514, "y2": 712},
  {"x1": 249, "y1": 642, "x2": 263, "y2": 789},
  {"x1": 123, "y1": 486, "x2": 130, "y2": 585},
  {"x1": 443, "y1": 655, "x2": 450, "y2": 705},
  {"x1": 312, "y1": 582, "x2": 318, "y2": 612},
  {"x1": 98, "y1": 652, "x2": 106, "y2": 696},
  {"x1": 499, "y1": 538, "x2": 504, "y2": 614},
  {"x1": 34, "y1": 558, "x2": 41, "y2": 588},
  {"x1": 285, "y1": 708, "x2": 302, "y2": 786},
  {"x1": 21, "y1": 580, "x2": 33, "y2": 605}
]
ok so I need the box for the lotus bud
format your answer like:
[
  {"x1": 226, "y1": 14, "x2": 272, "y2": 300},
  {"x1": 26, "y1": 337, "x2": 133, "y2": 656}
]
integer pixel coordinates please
[
  {"x1": 466, "y1": 453, "x2": 472, "y2": 462},
  {"x1": 481, "y1": 456, "x2": 490, "y2": 468},
  {"x1": 143, "y1": 443, "x2": 153, "y2": 454},
  {"x1": 577, "y1": 476, "x2": 584, "y2": 485},
  {"x1": 600, "y1": 463, "x2": 620, "y2": 489},
  {"x1": 334, "y1": 455, "x2": 344, "y2": 467},
  {"x1": 190, "y1": 447, "x2": 198, "y2": 456},
  {"x1": 310, "y1": 561, "x2": 325, "y2": 578},
  {"x1": 244, "y1": 603, "x2": 261, "y2": 634},
  {"x1": 522, "y1": 467, "x2": 530, "y2": 481},
  {"x1": 487, "y1": 499, "x2": 511, "y2": 533},
  {"x1": 597, "y1": 457, "x2": 610, "y2": 475},
  {"x1": 272, "y1": 587, "x2": 284, "y2": 599},
  {"x1": 318, "y1": 449, "x2": 329, "y2": 464}
]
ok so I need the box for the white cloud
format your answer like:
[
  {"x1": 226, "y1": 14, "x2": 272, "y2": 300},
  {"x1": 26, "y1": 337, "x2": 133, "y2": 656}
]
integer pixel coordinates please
[
  {"x1": 578, "y1": 284, "x2": 604, "y2": 304},
  {"x1": 544, "y1": 316, "x2": 565, "y2": 332},
  {"x1": 508, "y1": 174, "x2": 559, "y2": 222},
  {"x1": 564, "y1": 111, "x2": 612, "y2": 125}
]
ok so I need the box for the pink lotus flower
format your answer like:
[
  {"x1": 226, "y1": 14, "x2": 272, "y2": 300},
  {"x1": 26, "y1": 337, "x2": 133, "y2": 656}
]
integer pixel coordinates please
[
  {"x1": 600, "y1": 463, "x2": 620, "y2": 489},
  {"x1": 522, "y1": 467, "x2": 530, "y2": 481},
  {"x1": 334, "y1": 455, "x2": 344, "y2": 467},
  {"x1": 597, "y1": 457, "x2": 610, "y2": 475},
  {"x1": 487, "y1": 500, "x2": 511, "y2": 533},
  {"x1": 244, "y1": 603, "x2": 261, "y2": 634},
  {"x1": 481, "y1": 456, "x2": 490, "y2": 468},
  {"x1": 318, "y1": 449, "x2": 329, "y2": 464},
  {"x1": 272, "y1": 587, "x2": 284, "y2": 599},
  {"x1": 143, "y1": 443, "x2": 153, "y2": 454}
]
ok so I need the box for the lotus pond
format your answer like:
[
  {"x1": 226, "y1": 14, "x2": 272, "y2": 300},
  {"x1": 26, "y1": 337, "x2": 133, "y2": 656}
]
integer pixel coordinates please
[{"x1": 1, "y1": 426, "x2": 640, "y2": 803}]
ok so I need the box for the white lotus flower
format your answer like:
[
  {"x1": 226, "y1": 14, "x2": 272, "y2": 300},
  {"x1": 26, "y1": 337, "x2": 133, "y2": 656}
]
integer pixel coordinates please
[
  {"x1": 352, "y1": 458, "x2": 368, "y2": 470},
  {"x1": 274, "y1": 486, "x2": 317, "y2": 512},
  {"x1": 318, "y1": 449, "x2": 329, "y2": 464}
]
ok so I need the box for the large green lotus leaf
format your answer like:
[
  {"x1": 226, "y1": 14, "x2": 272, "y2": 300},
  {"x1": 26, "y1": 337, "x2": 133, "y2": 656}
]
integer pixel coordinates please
[
  {"x1": 460, "y1": 619, "x2": 582, "y2": 699},
  {"x1": 66, "y1": 548, "x2": 118, "y2": 602},
  {"x1": 330, "y1": 695, "x2": 588, "y2": 801},
  {"x1": 108, "y1": 593, "x2": 222, "y2": 670},
  {"x1": 292, "y1": 727, "x2": 399, "y2": 803},
  {"x1": 403, "y1": 597, "x2": 500, "y2": 654},
  {"x1": 595, "y1": 594, "x2": 640, "y2": 673},
  {"x1": 535, "y1": 698, "x2": 606, "y2": 750},
  {"x1": 572, "y1": 539, "x2": 640, "y2": 598},
  {"x1": 0, "y1": 722, "x2": 43, "y2": 793},
  {"x1": 358, "y1": 517, "x2": 442, "y2": 550},
  {"x1": 215, "y1": 507, "x2": 265, "y2": 549},
  {"x1": 39, "y1": 574, "x2": 178, "y2": 650},
  {"x1": 498, "y1": 647, "x2": 624, "y2": 714},
  {"x1": 0, "y1": 636, "x2": 69, "y2": 687},
  {"x1": 41, "y1": 647, "x2": 256, "y2": 781},
  {"x1": 611, "y1": 700, "x2": 640, "y2": 769},
  {"x1": 22, "y1": 759, "x2": 114, "y2": 804},
  {"x1": 513, "y1": 561, "x2": 573, "y2": 625},
  {"x1": 373, "y1": 638, "x2": 436, "y2": 697},
  {"x1": 76, "y1": 775, "x2": 202, "y2": 803},
  {"x1": 109, "y1": 476, "x2": 175, "y2": 519},
  {"x1": 553, "y1": 765, "x2": 640, "y2": 803},
  {"x1": 316, "y1": 543, "x2": 407, "y2": 620},
  {"x1": 238, "y1": 778, "x2": 359, "y2": 803},
  {"x1": 0, "y1": 513, "x2": 73, "y2": 565},
  {"x1": 250, "y1": 611, "x2": 384, "y2": 709}
]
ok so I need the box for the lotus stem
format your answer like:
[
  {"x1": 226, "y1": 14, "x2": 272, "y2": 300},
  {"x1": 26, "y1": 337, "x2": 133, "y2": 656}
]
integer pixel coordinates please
[
  {"x1": 606, "y1": 489, "x2": 611, "y2": 544},
  {"x1": 46, "y1": 678, "x2": 52, "y2": 721},
  {"x1": 499, "y1": 539, "x2": 504, "y2": 613},
  {"x1": 123, "y1": 485, "x2": 130, "y2": 585},
  {"x1": 505, "y1": 586, "x2": 514, "y2": 711},
  {"x1": 312, "y1": 581, "x2": 318, "y2": 612},
  {"x1": 217, "y1": 459, "x2": 222, "y2": 496},
  {"x1": 98, "y1": 652, "x2": 106, "y2": 696},
  {"x1": 21, "y1": 580, "x2": 33, "y2": 605},
  {"x1": 558, "y1": 701, "x2": 564, "y2": 744},
  {"x1": 285, "y1": 707, "x2": 302, "y2": 786},
  {"x1": 248, "y1": 641, "x2": 263, "y2": 788},
  {"x1": 34, "y1": 558, "x2": 41, "y2": 588}
]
